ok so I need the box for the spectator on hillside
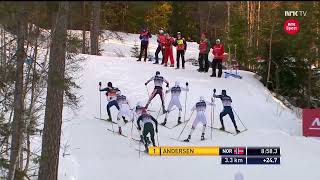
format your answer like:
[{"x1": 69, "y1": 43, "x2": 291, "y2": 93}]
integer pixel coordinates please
[{"x1": 137, "y1": 27, "x2": 152, "y2": 62}]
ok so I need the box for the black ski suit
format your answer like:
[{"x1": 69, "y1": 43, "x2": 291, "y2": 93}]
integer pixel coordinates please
[{"x1": 213, "y1": 94, "x2": 238, "y2": 130}]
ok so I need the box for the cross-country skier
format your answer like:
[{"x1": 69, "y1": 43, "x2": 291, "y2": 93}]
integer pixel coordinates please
[
  {"x1": 137, "y1": 108, "x2": 158, "y2": 152},
  {"x1": 184, "y1": 96, "x2": 214, "y2": 142},
  {"x1": 213, "y1": 89, "x2": 240, "y2": 133},
  {"x1": 145, "y1": 71, "x2": 169, "y2": 114},
  {"x1": 133, "y1": 101, "x2": 145, "y2": 119},
  {"x1": 154, "y1": 28, "x2": 166, "y2": 64},
  {"x1": 116, "y1": 91, "x2": 133, "y2": 135},
  {"x1": 161, "y1": 81, "x2": 189, "y2": 126},
  {"x1": 99, "y1": 82, "x2": 121, "y2": 122},
  {"x1": 173, "y1": 32, "x2": 187, "y2": 69},
  {"x1": 137, "y1": 28, "x2": 152, "y2": 62},
  {"x1": 133, "y1": 102, "x2": 152, "y2": 145}
]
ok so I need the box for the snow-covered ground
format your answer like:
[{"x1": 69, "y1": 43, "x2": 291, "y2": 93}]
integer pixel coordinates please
[{"x1": 58, "y1": 31, "x2": 320, "y2": 180}]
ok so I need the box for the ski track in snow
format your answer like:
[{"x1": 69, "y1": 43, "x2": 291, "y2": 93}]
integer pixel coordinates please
[{"x1": 58, "y1": 31, "x2": 320, "y2": 180}]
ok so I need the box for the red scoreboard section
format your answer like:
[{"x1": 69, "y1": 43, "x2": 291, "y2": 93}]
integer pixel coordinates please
[{"x1": 148, "y1": 146, "x2": 281, "y2": 165}]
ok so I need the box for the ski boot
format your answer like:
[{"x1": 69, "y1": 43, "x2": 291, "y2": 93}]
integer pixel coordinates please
[
  {"x1": 118, "y1": 127, "x2": 122, "y2": 135},
  {"x1": 106, "y1": 118, "x2": 112, "y2": 122},
  {"x1": 177, "y1": 117, "x2": 182, "y2": 124},
  {"x1": 153, "y1": 61, "x2": 159, "y2": 64},
  {"x1": 146, "y1": 137, "x2": 151, "y2": 145},
  {"x1": 161, "y1": 119, "x2": 167, "y2": 126},
  {"x1": 175, "y1": 67, "x2": 179, "y2": 69},
  {"x1": 145, "y1": 145, "x2": 149, "y2": 153},
  {"x1": 170, "y1": 64, "x2": 174, "y2": 67},
  {"x1": 184, "y1": 135, "x2": 191, "y2": 142},
  {"x1": 162, "y1": 109, "x2": 167, "y2": 115},
  {"x1": 137, "y1": 59, "x2": 141, "y2": 61},
  {"x1": 164, "y1": 64, "x2": 168, "y2": 67},
  {"x1": 235, "y1": 129, "x2": 240, "y2": 134},
  {"x1": 201, "y1": 133, "x2": 205, "y2": 141},
  {"x1": 122, "y1": 116, "x2": 128, "y2": 124},
  {"x1": 140, "y1": 135, "x2": 144, "y2": 143},
  {"x1": 219, "y1": 126, "x2": 225, "y2": 131}
]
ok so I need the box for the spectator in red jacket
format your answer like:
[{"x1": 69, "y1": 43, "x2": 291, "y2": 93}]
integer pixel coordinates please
[
  {"x1": 198, "y1": 33, "x2": 211, "y2": 72},
  {"x1": 211, "y1": 39, "x2": 225, "y2": 77},
  {"x1": 163, "y1": 33, "x2": 175, "y2": 67},
  {"x1": 173, "y1": 32, "x2": 187, "y2": 69}
]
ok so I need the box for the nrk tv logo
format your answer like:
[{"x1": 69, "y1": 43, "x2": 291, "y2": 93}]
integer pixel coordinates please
[
  {"x1": 309, "y1": 118, "x2": 320, "y2": 130},
  {"x1": 303, "y1": 109, "x2": 320, "y2": 137},
  {"x1": 283, "y1": 10, "x2": 306, "y2": 35}
]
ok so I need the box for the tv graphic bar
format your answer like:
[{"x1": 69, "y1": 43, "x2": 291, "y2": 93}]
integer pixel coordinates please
[
  {"x1": 148, "y1": 146, "x2": 247, "y2": 156},
  {"x1": 247, "y1": 156, "x2": 281, "y2": 165},
  {"x1": 221, "y1": 156, "x2": 247, "y2": 165},
  {"x1": 247, "y1": 147, "x2": 280, "y2": 156}
]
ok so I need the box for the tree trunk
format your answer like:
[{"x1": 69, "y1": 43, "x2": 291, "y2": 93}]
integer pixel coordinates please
[
  {"x1": 205, "y1": 2, "x2": 212, "y2": 33},
  {"x1": 90, "y1": 1, "x2": 101, "y2": 55},
  {"x1": 82, "y1": 1, "x2": 86, "y2": 54},
  {"x1": 38, "y1": 2, "x2": 69, "y2": 180},
  {"x1": 227, "y1": 1, "x2": 231, "y2": 61},
  {"x1": 7, "y1": 6, "x2": 26, "y2": 180},
  {"x1": 256, "y1": 1, "x2": 261, "y2": 50},
  {"x1": 267, "y1": 15, "x2": 276, "y2": 88}
]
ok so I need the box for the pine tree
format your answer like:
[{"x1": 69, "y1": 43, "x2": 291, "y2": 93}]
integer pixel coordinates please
[{"x1": 130, "y1": 41, "x2": 140, "y2": 58}]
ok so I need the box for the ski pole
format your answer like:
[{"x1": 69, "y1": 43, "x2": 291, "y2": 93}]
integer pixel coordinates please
[
  {"x1": 232, "y1": 106, "x2": 247, "y2": 130},
  {"x1": 145, "y1": 85, "x2": 153, "y2": 108},
  {"x1": 183, "y1": 82, "x2": 189, "y2": 122},
  {"x1": 99, "y1": 82, "x2": 102, "y2": 119},
  {"x1": 156, "y1": 132, "x2": 160, "y2": 147},
  {"x1": 156, "y1": 86, "x2": 169, "y2": 120},
  {"x1": 177, "y1": 110, "x2": 194, "y2": 141},
  {"x1": 138, "y1": 130, "x2": 141, "y2": 158},
  {"x1": 211, "y1": 89, "x2": 217, "y2": 140}
]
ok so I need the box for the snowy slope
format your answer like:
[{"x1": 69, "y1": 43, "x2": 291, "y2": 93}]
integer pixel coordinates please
[{"x1": 58, "y1": 31, "x2": 320, "y2": 180}]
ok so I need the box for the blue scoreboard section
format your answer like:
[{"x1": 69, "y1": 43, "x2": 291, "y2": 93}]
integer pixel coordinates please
[{"x1": 220, "y1": 147, "x2": 281, "y2": 165}]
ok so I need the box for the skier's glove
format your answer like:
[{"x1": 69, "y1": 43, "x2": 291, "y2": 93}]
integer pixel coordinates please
[
  {"x1": 186, "y1": 82, "x2": 189, "y2": 86},
  {"x1": 99, "y1": 82, "x2": 101, "y2": 86},
  {"x1": 145, "y1": 82, "x2": 147, "y2": 86},
  {"x1": 166, "y1": 83, "x2": 169, "y2": 88},
  {"x1": 137, "y1": 127, "x2": 141, "y2": 131}
]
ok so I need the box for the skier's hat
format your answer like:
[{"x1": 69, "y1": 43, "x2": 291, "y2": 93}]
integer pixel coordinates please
[
  {"x1": 156, "y1": 71, "x2": 160, "y2": 75},
  {"x1": 107, "y1": 82, "x2": 112, "y2": 87},
  {"x1": 177, "y1": 32, "x2": 181, "y2": 35}
]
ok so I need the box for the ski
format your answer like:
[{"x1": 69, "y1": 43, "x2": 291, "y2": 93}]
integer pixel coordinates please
[
  {"x1": 169, "y1": 137, "x2": 201, "y2": 144},
  {"x1": 158, "y1": 108, "x2": 176, "y2": 116},
  {"x1": 159, "y1": 124, "x2": 172, "y2": 129},
  {"x1": 167, "y1": 120, "x2": 190, "y2": 129},
  {"x1": 106, "y1": 128, "x2": 141, "y2": 142},
  {"x1": 207, "y1": 126, "x2": 236, "y2": 135},
  {"x1": 233, "y1": 129, "x2": 248, "y2": 136},
  {"x1": 107, "y1": 128, "x2": 128, "y2": 137},
  {"x1": 135, "y1": 148, "x2": 148, "y2": 154},
  {"x1": 95, "y1": 117, "x2": 117, "y2": 124}
]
